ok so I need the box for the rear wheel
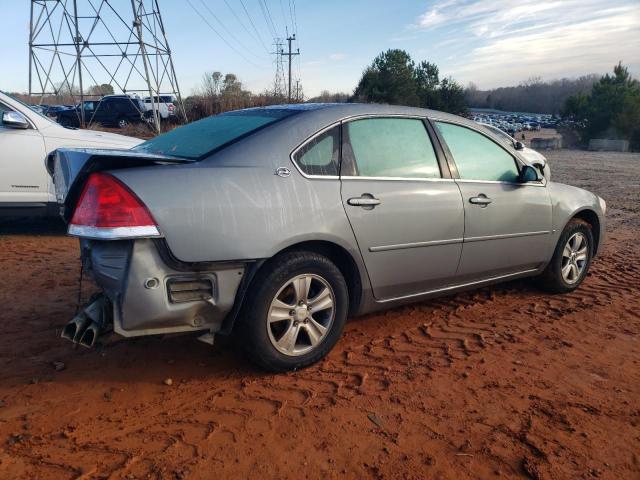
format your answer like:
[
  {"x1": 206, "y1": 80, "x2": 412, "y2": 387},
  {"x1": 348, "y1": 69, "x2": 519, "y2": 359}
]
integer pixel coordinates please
[
  {"x1": 237, "y1": 252, "x2": 348, "y2": 372},
  {"x1": 538, "y1": 219, "x2": 593, "y2": 293},
  {"x1": 117, "y1": 117, "x2": 129, "y2": 129}
]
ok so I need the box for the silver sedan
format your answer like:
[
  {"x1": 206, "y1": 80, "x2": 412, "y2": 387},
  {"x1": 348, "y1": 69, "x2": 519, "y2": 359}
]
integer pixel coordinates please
[{"x1": 51, "y1": 103, "x2": 606, "y2": 371}]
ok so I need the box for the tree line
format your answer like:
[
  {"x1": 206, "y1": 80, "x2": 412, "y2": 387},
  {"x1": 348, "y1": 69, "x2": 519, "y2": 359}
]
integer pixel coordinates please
[
  {"x1": 465, "y1": 76, "x2": 598, "y2": 114},
  {"x1": 13, "y1": 52, "x2": 638, "y2": 149},
  {"x1": 352, "y1": 49, "x2": 467, "y2": 114},
  {"x1": 562, "y1": 63, "x2": 640, "y2": 149}
]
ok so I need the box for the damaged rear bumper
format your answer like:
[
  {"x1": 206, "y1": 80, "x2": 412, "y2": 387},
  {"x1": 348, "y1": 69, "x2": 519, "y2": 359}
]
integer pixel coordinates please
[{"x1": 62, "y1": 239, "x2": 246, "y2": 346}]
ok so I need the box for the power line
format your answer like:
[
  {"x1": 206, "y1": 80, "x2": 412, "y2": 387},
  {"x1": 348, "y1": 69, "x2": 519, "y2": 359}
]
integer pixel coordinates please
[
  {"x1": 288, "y1": 0, "x2": 297, "y2": 34},
  {"x1": 185, "y1": 0, "x2": 267, "y2": 69},
  {"x1": 291, "y1": 0, "x2": 298, "y2": 35},
  {"x1": 257, "y1": 0, "x2": 278, "y2": 39},
  {"x1": 197, "y1": 0, "x2": 265, "y2": 61},
  {"x1": 222, "y1": 0, "x2": 269, "y2": 54},
  {"x1": 238, "y1": 0, "x2": 270, "y2": 54},
  {"x1": 279, "y1": 0, "x2": 289, "y2": 33}
]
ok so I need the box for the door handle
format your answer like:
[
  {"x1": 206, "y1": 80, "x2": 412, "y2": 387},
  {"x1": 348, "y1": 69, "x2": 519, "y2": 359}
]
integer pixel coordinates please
[
  {"x1": 469, "y1": 194, "x2": 492, "y2": 206},
  {"x1": 348, "y1": 195, "x2": 381, "y2": 207}
]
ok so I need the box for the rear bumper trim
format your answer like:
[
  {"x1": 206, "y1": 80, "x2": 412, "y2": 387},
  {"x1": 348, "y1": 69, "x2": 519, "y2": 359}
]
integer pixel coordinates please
[{"x1": 69, "y1": 224, "x2": 161, "y2": 240}]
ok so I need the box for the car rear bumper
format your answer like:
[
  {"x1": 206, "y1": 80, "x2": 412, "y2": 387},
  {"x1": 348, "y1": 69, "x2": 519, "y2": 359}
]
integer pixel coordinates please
[{"x1": 80, "y1": 238, "x2": 245, "y2": 338}]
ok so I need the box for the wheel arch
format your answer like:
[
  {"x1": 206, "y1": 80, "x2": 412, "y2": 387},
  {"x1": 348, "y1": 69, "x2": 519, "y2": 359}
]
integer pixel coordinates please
[
  {"x1": 274, "y1": 240, "x2": 363, "y2": 317},
  {"x1": 219, "y1": 239, "x2": 364, "y2": 335},
  {"x1": 569, "y1": 208, "x2": 601, "y2": 255}
]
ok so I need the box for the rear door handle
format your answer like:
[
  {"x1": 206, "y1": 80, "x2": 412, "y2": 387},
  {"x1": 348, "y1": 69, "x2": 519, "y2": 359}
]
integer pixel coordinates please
[
  {"x1": 469, "y1": 194, "x2": 492, "y2": 206},
  {"x1": 348, "y1": 195, "x2": 381, "y2": 207}
]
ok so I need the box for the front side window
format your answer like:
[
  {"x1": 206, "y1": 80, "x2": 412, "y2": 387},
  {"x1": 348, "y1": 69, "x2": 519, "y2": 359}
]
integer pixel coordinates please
[
  {"x1": 293, "y1": 126, "x2": 340, "y2": 176},
  {"x1": 343, "y1": 118, "x2": 441, "y2": 179},
  {"x1": 134, "y1": 108, "x2": 299, "y2": 160},
  {"x1": 435, "y1": 122, "x2": 519, "y2": 182}
]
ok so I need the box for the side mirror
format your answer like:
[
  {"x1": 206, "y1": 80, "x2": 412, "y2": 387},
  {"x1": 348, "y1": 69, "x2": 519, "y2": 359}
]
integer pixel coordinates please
[
  {"x1": 2, "y1": 111, "x2": 29, "y2": 129},
  {"x1": 519, "y1": 164, "x2": 540, "y2": 183},
  {"x1": 514, "y1": 141, "x2": 525, "y2": 151}
]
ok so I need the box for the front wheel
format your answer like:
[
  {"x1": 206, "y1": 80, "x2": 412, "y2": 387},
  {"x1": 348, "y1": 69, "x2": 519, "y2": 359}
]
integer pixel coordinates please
[
  {"x1": 237, "y1": 252, "x2": 349, "y2": 372},
  {"x1": 538, "y1": 218, "x2": 593, "y2": 293},
  {"x1": 117, "y1": 117, "x2": 129, "y2": 129}
]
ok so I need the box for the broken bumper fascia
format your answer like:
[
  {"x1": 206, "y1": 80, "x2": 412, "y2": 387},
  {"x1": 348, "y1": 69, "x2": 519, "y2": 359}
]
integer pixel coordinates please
[{"x1": 82, "y1": 238, "x2": 246, "y2": 338}]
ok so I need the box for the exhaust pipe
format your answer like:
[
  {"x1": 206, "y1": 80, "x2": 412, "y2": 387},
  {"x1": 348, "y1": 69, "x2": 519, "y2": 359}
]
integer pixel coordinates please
[
  {"x1": 61, "y1": 313, "x2": 90, "y2": 343},
  {"x1": 78, "y1": 321, "x2": 101, "y2": 348},
  {"x1": 61, "y1": 295, "x2": 108, "y2": 348}
]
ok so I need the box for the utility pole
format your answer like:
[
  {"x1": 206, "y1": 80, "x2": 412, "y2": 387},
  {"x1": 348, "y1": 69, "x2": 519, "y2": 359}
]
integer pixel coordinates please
[{"x1": 284, "y1": 34, "x2": 300, "y2": 103}]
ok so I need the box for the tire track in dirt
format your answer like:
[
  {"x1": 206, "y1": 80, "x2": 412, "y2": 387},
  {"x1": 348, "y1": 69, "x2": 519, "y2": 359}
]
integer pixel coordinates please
[{"x1": 12, "y1": 239, "x2": 634, "y2": 480}]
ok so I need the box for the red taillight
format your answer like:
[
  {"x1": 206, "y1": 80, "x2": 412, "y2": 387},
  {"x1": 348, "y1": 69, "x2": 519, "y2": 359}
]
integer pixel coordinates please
[
  {"x1": 68, "y1": 173, "x2": 160, "y2": 239},
  {"x1": 168, "y1": 103, "x2": 175, "y2": 112}
]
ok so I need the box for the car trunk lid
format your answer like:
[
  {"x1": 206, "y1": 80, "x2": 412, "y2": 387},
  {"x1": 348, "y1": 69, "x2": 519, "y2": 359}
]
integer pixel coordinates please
[{"x1": 48, "y1": 147, "x2": 193, "y2": 220}]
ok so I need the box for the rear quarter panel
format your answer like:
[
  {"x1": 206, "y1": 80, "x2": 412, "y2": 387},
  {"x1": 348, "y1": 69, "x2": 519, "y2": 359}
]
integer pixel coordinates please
[{"x1": 110, "y1": 112, "x2": 367, "y2": 264}]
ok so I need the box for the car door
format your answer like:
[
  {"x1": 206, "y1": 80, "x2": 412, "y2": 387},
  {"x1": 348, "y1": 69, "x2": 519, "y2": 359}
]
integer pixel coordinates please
[
  {"x1": 432, "y1": 120, "x2": 553, "y2": 281},
  {"x1": 340, "y1": 117, "x2": 465, "y2": 300},
  {"x1": 0, "y1": 101, "x2": 48, "y2": 204},
  {"x1": 92, "y1": 100, "x2": 112, "y2": 125}
]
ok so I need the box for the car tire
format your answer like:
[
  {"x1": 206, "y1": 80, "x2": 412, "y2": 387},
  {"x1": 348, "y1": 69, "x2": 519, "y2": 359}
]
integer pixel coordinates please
[
  {"x1": 538, "y1": 218, "x2": 593, "y2": 293},
  {"x1": 117, "y1": 117, "x2": 129, "y2": 129},
  {"x1": 237, "y1": 251, "x2": 349, "y2": 372}
]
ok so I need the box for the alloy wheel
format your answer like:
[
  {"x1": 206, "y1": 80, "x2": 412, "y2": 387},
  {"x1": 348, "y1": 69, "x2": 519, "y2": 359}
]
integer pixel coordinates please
[
  {"x1": 267, "y1": 274, "x2": 336, "y2": 356},
  {"x1": 561, "y1": 232, "x2": 588, "y2": 284}
]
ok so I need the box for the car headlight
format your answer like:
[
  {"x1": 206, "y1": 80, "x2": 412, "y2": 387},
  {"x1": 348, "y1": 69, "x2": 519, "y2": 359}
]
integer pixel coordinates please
[{"x1": 598, "y1": 196, "x2": 606, "y2": 214}]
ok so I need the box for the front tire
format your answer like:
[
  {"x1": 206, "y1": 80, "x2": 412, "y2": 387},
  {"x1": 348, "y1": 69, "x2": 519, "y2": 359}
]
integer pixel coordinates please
[
  {"x1": 237, "y1": 251, "x2": 349, "y2": 372},
  {"x1": 538, "y1": 218, "x2": 593, "y2": 293}
]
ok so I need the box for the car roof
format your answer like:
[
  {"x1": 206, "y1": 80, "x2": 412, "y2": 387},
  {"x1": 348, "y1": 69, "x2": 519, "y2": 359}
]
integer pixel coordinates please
[{"x1": 240, "y1": 102, "x2": 473, "y2": 129}]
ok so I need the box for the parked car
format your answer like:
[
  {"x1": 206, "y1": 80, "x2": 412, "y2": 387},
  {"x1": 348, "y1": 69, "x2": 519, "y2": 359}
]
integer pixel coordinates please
[
  {"x1": 42, "y1": 104, "x2": 72, "y2": 117},
  {"x1": 142, "y1": 95, "x2": 177, "y2": 119},
  {"x1": 0, "y1": 91, "x2": 142, "y2": 217},
  {"x1": 51, "y1": 103, "x2": 606, "y2": 372},
  {"x1": 29, "y1": 105, "x2": 46, "y2": 115},
  {"x1": 56, "y1": 95, "x2": 148, "y2": 129},
  {"x1": 479, "y1": 123, "x2": 550, "y2": 180}
]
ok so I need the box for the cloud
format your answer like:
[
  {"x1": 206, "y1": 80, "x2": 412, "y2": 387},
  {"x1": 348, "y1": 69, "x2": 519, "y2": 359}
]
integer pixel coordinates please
[
  {"x1": 409, "y1": 0, "x2": 640, "y2": 87},
  {"x1": 329, "y1": 53, "x2": 347, "y2": 61}
]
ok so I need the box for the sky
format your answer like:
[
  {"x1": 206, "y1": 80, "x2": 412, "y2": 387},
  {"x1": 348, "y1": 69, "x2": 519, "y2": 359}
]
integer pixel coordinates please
[{"x1": 1, "y1": 0, "x2": 639, "y2": 98}]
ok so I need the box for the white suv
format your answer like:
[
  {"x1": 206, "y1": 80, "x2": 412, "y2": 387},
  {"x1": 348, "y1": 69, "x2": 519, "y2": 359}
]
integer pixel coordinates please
[
  {"x1": 142, "y1": 95, "x2": 177, "y2": 119},
  {"x1": 0, "y1": 91, "x2": 142, "y2": 217}
]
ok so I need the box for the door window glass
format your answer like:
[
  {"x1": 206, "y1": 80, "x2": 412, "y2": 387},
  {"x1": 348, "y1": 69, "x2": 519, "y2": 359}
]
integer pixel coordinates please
[
  {"x1": 435, "y1": 122, "x2": 519, "y2": 182},
  {"x1": 344, "y1": 118, "x2": 440, "y2": 178},
  {"x1": 293, "y1": 126, "x2": 340, "y2": 176}
]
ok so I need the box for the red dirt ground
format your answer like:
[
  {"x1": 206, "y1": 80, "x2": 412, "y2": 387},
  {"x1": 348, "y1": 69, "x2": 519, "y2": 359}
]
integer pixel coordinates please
[{"x1": 0, "y1": 150, "x2": 639, "y2": 479}]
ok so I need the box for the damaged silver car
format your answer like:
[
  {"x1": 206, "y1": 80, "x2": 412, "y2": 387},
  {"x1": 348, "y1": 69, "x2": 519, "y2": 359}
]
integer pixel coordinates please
[{"x1": 50, "y1": 103, "x2": 606, "y2": 371}]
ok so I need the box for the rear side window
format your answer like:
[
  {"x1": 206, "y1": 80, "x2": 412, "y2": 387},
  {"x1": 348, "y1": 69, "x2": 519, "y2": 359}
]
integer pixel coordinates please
[
  {"x1": 293, "y1": 126, "x2": 340, "y2": 176},
  {"x1": 134, "y1": 108, "x2": 298, "y2": 160},
  {"x1": 343, "y1": 118, "x2": 441, "y2": 179},
  {"x1": 435, "y1": 122, "x2": 519, "y2": 182}
]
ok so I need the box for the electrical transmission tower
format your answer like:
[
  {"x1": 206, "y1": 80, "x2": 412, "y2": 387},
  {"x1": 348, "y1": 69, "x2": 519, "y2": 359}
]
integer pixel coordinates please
[
  {"x1": 271, "y1": 38, "x2": 286, "y2": 99},
  {"x1": 29, "y1": 0, "x2": 187, "y2": 133}
]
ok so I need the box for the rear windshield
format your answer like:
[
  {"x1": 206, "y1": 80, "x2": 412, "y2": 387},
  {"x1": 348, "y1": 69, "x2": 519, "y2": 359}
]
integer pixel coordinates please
[{"x1": 133, "y1": 108, "x2": 297, "y2": 160}]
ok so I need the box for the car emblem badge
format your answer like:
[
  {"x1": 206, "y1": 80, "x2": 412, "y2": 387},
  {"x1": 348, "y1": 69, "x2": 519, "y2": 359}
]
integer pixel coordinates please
[{"x1": 275, "y1": 167, "x2": 291, "y2": 178}]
